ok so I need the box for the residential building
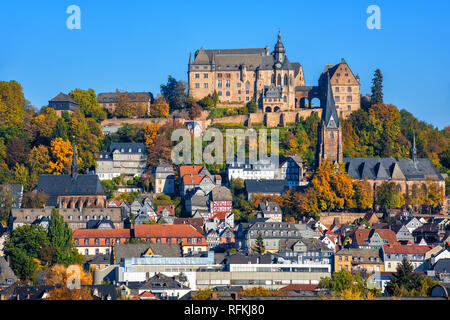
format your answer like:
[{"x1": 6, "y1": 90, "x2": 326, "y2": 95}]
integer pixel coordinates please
[
  {"x1": 96, "y1": 143, "x2": 147, "y2": 180},
  {"x1": 152, "y1": 162, "x2": 175, "y2": 195},
  {"x1": 10, "y1": 207, "x2": 124, "y2": 231},
  {"x1": 389, "y1": 224, "x2": 414, "y2": 244},
  {"x1": 277, "y1": 238, "x2": 334, "y2": 266},
  {"x1": 210, "y1": 186, "x2": 232, "y2": 217},
  {"x1": 98, "y1": 91, "x2": 153, "y2": 115},
  {"x1": 0, "y1": 257, "x2": 17, "y2": 288},
  {"x1": 334, "y1": 248, "x2": 384, "y2": 273},
  {"x1": 0, "y1": 184, "x2": 23, "y2": 208},
  {"x1": 48, "y1": 92, "x2": 79, "y2": 116},
  {"x1": 258, "y1": 201, "x2": 282, "y2": 222},
  {"x1": 351, "y1": 228, "x2": 398, "y2": 249},
  {"x1": 73, "y1": 228, "x2": 131, "y2": 257},
  {"x1": 133, "y1": 224, "x2": 208, "y2": 255},
  {"x1": 382, "y1": 243, "x2": 435, "y2": 272}
]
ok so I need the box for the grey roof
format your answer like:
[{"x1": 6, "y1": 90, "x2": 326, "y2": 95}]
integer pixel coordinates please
[
  {"x1": 86, "y1": 219, "x2": 116, "y2": 229},
  {"x1": 322, "y1": 72, "x2": 339, "y2": 128},
  {"x1": 223, "y1": 253, "x2": 272, "y2": 265},
  {"x1": 433, "y1": 258, "x2": 450, "y2": 273},
  {"x1": 97, "y1": 92, "x2": 152, "y2": 103},
  {"x1": 86, "y1": 254, "x2": 112, "y2": 265},
  {"x1": 0, "y1": 184, "x2": 23, "y2": 208},
  {"x1": 259, "y1": 201, "x2": 282, "y2": 216},
  {"x1": 49, "y1": 92, "x2": 78, "y2": 104},
  {"x1": 83, "y1": 284, "x2": 117, "y2": 300},
  {"x1": 109, "y1": 142, "x2": 147, "y2": 154},
  {"x1": 300, "y1": 238, "x2": 332, "y2": 251},
  {"x1": 114, "y1": 243, "x2": 182, "y2": 263},
  {"x1": 138, "y1": 273, "x2": 189, "y2": 290},
  {"x1": 36, "y1": 174, "x2": 105, "y2": 206},
  {"x1": 245, "y1": 179, "x2": 289, "y2": 195},
  {"x1": 0, "y1": 257, "x2": 17, "y2": 286},
  {"x1": 344, "y1": 157, "x2": 444, "y2": 181}
]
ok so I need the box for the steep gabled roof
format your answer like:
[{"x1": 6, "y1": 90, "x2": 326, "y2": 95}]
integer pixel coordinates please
[
  {"x1": 322, "y1": 72, "x2": 339, "y2": 128},
  {"x1": 49, "y1": 92, "x2": 78, "y2": 104}
]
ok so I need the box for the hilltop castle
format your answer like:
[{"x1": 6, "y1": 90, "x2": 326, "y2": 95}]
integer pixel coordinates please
[{"x1": 188, "y1": 33, "x2": 360, "y2": 117}]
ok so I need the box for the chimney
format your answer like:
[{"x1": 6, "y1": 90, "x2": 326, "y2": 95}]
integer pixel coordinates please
[{"x1": 265, "y1": 46, "x2": 269, "y2": 55}]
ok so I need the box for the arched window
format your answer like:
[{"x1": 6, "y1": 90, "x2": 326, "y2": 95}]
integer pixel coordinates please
[
  {"x1": 284, "y1": 75, "x2": 288, "y2": 85},
  {"x1": 245, "y1": 81, "x2": 250, "y2": 89},
  {"x1": 277, "y1": 74, "x2": 281, "y2": 86},
  {"x1": 330, "y1": 132, "x2": 334, "y2": 139},
  {"x1": 271, "y1": 75, "x2": 275, "y2": 84}
]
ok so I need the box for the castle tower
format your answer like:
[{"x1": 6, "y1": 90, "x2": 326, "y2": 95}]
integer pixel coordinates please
[{"x1": 316, "y1": 72, "x2": 343, "y2": 167}]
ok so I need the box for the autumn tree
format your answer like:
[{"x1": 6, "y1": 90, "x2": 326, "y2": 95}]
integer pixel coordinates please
[
  {"x1": 144, "y1": 123, "x2": 160, "y2": 150},
  {"x1": 353, "y1": 179, "x2": 374, "y2": 210},
  {"x1": 188, "y1": 102, "x2": 203, "y2": 120},
  {"x1": 311, "y1": 160, "x2": 338, "y2": 211},
  {"x1": 22, "y1": 190, "x2": 48, "y2": 208},
  {"x1": 147, "y1": 134, "x2": 172, "y2": 167},
  {"x1": 319, "y1": 270, "x2": 380, "y2": 299},
  {"x1": 0, "y1": 184, "x2": 15, "y2": 224},
  {"x1": 150, "y1": 95, "x2": 169, "y2": 118},
  {"x1": 28, "y1": 145, "x2": 51, "y2": 175},
  {"x1": 0, "y1": 80, "x2": 25, "y2": 128},
  {"x1": 48, "y1": 138, "x2": 73, "y2": 174}
]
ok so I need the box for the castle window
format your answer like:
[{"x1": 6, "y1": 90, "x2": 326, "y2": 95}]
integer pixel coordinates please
[
  {"x1": 204, "y1": 83, "x2": 208, "y2": 88},
  {"x1": 336, "y1": 105, "x2": 340, "y2": 109},
  {"x1": 237, "y1": 83, "x2": 241, "y2": 88},
  {"x1": 284, "y1": 75, "x2": 288, "y2": 85},
  {"x1": 347, "y1": 87, "x2": 352, "y2": 92},
  {"x1": 218, "y1": 81, "x2": 222, "y2": 88},
  {"x1": 245, "y1": 81, "x2": 250, "y2": 89},
  {"x1": 195, "y1": 74, "x2": 199, "y2": 78},
  {"x1": 246, "y1": 97, "x2": 249, "y2": 101},
  {"x1": 348, "y1": 105, "x2": 351, "y2": 110},
  {"x1": 335, "y1": 87, "x2": 339, "y2": 92},
  {"x1": 335, "y1": 96, "x2": 340, "y2": 102},
  {"x1": 330, "y1": 132, "x2": 335, "y2": 139},
  {"x1": 226, "y1": 91, "x2": 230, "y2": 97},
  {"x1": 218, "y1": 73, "x2": 222, "y2": 78},
  {"x1": 337, "y1": 73, "x2": 341, "y2": 77},
  {"x1": 346, "y1": 96, "x2": 352, "y2": 102},
  {"x1": 238, "y1": 90, "x2": 241, "y2": 94},
  {"x1": 218, "y1": 91, "x2": 222, "y2": 96},
  {"x1": 226, "y1": 80, "x2": 230, "y2": 88},
  {"x1": 345, "y1": 73, "x2": 349, "y2": 76},
  {"x1": 226, "y1": 73, "x2": 231, "y2": 78},
  {"x1": 195, "y1": 83, "x2": 200, "y2": 88},
  {"x1": 277, "y1": 75, "x2": 281, "y2": 86}
]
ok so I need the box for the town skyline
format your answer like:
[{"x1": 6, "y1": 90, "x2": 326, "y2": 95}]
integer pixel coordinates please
[{"x1": 1, "y1": 1, "x2": 449, "y2": 129}]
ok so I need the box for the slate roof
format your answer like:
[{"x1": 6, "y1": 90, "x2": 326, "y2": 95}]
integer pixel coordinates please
[
  {"x1": 245, "y1": 179, "x2": 289, "y2": 195},
  {"x1": 134, "y1": 224, "x2": 204, "y2": 239},
  {"x1": 259, "y1": 201, "x2": 282, "y2": 216},
  {"x1": 36, "y1": 174, "x2": 105, "y2": 206},
  {"x1": 49, "y1": 92, "x2": 78, "y2": 104},
  {"x1": 114, "y1": 243, "x2": 183, "y2": 263},
  {"x1": 344, "y1": 157, "x2": 444, "y2": 181},
  {"x1": 173, "y1": 218, "x2": 204, "y2": 234},
  {"x1": 322, "y1": 72, "x2": 339, "y2": 128},
  {"x1": 86, "y1": 254, "x2": 112, "y2": 265},
  {"x1": 335, "y1": 248, "x2": 383, "y2": 263},
  {"x1": 223, "y1": 253, "x2": 272, "y2": 265},
  {"x1": 138, "y1": 273, "x2": 189, "y2": 290},
  {"x1": 0, "y1": 257, "x2": 17, "y2": 286},
  {"x1": 83, "y1": 284, "x2": 118, "y2": 300},
  {"x1": 433, "y1": 258, "x2": 450, "y2": 273}
]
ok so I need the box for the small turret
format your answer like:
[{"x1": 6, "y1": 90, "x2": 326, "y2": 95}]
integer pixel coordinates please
[{"x1": 411, "y1": 131, "x2": 417, "y2": 163}]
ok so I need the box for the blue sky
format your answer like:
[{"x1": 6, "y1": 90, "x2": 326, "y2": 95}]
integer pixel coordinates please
[{"x1": 0, "y1": 0, "x2": 449, "y2": 129}]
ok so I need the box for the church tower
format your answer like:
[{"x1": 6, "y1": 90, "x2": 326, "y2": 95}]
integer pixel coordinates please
[
  {"x1": 316, "y1": 72, "x2": 343, "y2": 167},
  {"x1": 71, "y1": 144, "x2": 79, "y2": 179}
]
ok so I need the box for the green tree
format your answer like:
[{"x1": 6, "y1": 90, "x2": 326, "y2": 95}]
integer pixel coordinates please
[
  {"x1": 385, "y1": 258, "x2": 423, "y2": 296},
  {"x1": 160, "y1": 76, "x2": 187, "y2": 112},
  {"x1": 47, "y1": 209, "x2": 84, "y2": 266},
  {"x1": 0, "y1": 184, "x2": 14, "y2": 224},
  {"x1": 246, "y1": 99, "x2": 258, "y2": 113},
  {"x1": 353, "y1": 179, "x2": 374, "y2": 210},
  {"x1": 375, "y1": 182, "x2": 405, "y2": 211},
  {"x1": 370, "y1": 69, "x2": 383, "y2": 105},
  {"x1": 319, "y1": 270, "x2": 380, "y2": 298},
  {"x1": 69, "y1": 88, "x2": 106, "y2": 122},
  {"x1": 252, "y1": 232, "x2": 265, "y2": 254}
]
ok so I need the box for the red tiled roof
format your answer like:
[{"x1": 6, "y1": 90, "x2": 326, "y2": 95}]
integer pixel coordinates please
[
  {"x1": 173, "y1": 218, "x2": 204, "y2": 233},
  {"x1": 157, "y1": 205, "x2": 175, "y2": 216},
  {"x1": 383, "y1": 244, "x2": 435, "y2": 254},
  {"x1": 180, "y1": 165, "x2": 204, "y2": 178},
  {"x1": 280, "y1": 284, "x2": 319, "y2": 291},
  {"x1": 354, "y1": 228, "x2": 398, "y2": 246},
  {"x1": 73, "y1": 229, "x2": 131, "y2": 238},
  {"x1": 182, "y1": 174, "x2": 209, "y2": 185},
  {"x1": 131, "y1": 291, "x2": 158, "y2": 300},
  {"x1": 134, "y1": 224, "x2": 204, "y2": 238}
]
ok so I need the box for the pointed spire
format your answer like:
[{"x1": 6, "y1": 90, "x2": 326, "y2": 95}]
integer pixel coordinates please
[
  {"x1": 323, "y1": 71, "x2": 339, "y2": 128},
  {"x1": 71, "y1": 144, "x2": 78, "y2": 179},
  {"x1": 411, "y1": 131, "x2": 417, "y2": 162},
  {"x1": 189, "y1": 52, "x2": 192, "y2": 64}
]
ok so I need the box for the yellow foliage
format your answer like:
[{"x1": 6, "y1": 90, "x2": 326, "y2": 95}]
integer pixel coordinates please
[
  {"x1": 144, "y1": 123, "x2": 160, "y2": 150},
  {"x1": 47, "y1": 138, "x2": 73, "y2": 174}
]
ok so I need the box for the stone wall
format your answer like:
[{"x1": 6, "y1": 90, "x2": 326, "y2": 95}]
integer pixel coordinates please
[{"x1": 318, "y1": 212, "x2": 383, "y2": 225}]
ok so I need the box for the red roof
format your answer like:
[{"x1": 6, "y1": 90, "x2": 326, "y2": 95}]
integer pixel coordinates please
[
  {"x1": 383, "y1": 244, "x2": 435, "y2": 254},
  {"x1": 73, "y1": 229, "x2": 131, "y2": 238},
  {"x1": 354, "y1": 228, "x2": 398, "y2": 246},
  {"x1": 180, "y1": 165, "x2": 204, "y2": 178},
  {"x1": 134, "y1": 224, "x2": 204, "y2": 238},
  {"x1": 182, "y1": 174, "x2": 209, "y2": 185},
  {"x1": 173, "y1": 218, "x2": 204, "y2": 233},
  {"x1": 280, "y1": 284, "x2": 318, "y2": 291},
  {"x1": 157, "y1": 205, "x2": 175, "y2": 216},
  {"x1": 131, "y1": 291, "x2": 158, "y2": 300}
]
